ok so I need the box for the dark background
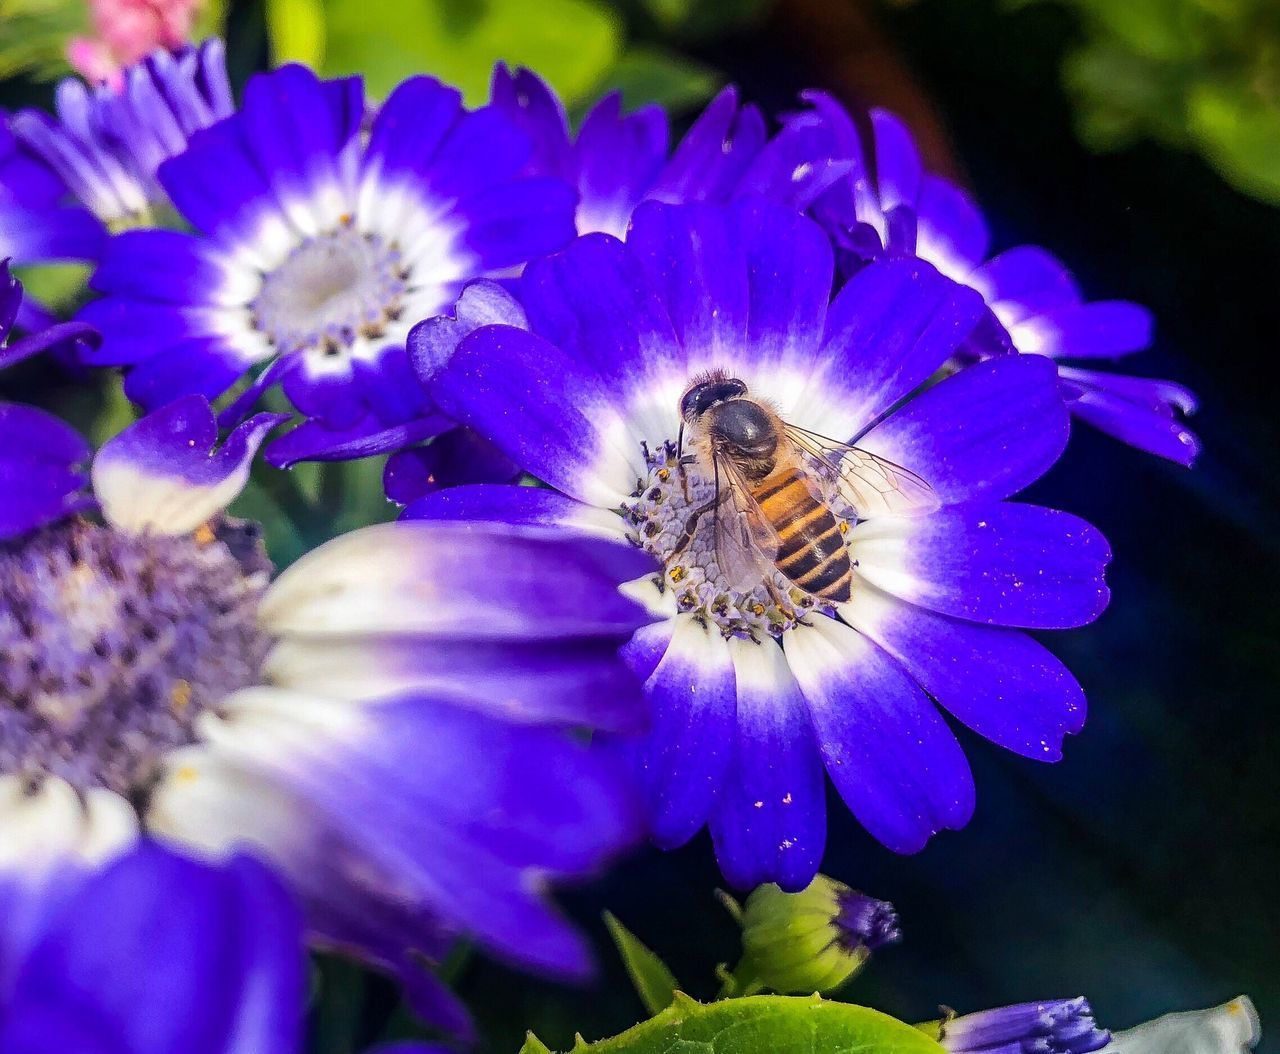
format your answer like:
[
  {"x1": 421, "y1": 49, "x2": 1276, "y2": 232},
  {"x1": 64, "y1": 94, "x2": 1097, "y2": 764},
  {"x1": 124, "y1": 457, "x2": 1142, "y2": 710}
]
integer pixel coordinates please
[{"x1": 3, "y1": 0, "x2": 1276, "y2": 1049}]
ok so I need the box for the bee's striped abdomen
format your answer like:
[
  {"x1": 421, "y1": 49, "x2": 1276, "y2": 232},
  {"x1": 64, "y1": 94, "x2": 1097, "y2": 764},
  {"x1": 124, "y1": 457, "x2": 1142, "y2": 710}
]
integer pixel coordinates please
[{"x1": 752, "y1": 467, "x2": 853, "y2": 603}]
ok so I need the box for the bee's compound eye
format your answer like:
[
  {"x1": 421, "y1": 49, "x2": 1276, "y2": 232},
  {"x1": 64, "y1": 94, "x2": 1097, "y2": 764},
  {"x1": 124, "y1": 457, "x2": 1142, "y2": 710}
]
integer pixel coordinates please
[{"x1": 683, "y1": 377, "x2": 748, "y2": 418}]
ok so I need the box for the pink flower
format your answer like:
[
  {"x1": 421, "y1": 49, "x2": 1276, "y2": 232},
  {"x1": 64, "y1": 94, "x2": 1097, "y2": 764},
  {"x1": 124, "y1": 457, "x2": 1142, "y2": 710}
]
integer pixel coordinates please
[{"x1": 66, "y1": 0, "x2": 201, "y2": 88}]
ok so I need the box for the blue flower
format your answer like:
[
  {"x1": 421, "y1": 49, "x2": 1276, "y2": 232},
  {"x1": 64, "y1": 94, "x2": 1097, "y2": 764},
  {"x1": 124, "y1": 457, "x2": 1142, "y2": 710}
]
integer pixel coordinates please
[
  {"x1": 11, "y1": 40, "x2": 234, "y2": 229},
  {"x1": 82, "y1": 61, "x2": 578, "y2": 467},
  {"x1": 489, "y1": 66, "x2": 856, "y2": 241},
  {"x1": 793, "y1": 95, "x2": 1199, "y2": 465},
  {"x1": 1, "y1": 278, "x2": 655, "y2": 1034},
  {"x1": 411, "y1": 198, "x2": 1111, "y2": 892},
  {"x1": 938, "y1": 996, "x2": 1260, "y2": 1054}
]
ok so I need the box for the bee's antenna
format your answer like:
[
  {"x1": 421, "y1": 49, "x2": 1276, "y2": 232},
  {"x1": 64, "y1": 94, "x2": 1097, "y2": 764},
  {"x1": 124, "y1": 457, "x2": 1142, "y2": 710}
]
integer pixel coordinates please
[{"x1": 677, "y1": 421, "x2": 685, "y2": 459}]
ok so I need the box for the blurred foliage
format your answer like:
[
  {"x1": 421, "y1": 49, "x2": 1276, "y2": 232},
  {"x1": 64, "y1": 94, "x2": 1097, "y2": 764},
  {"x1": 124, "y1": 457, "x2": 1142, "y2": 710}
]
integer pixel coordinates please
[
  {"x1": 275, "y1": 0, "x2": 769, "y2": 112},
  {"x1": 520, "y1": 994, "x2": 944, "y2": 1054},
  {"x1": 0, "y1": 0, "x2": 85, "y2": 80},
  {"x1": 1012, "y1": 0, "x2": 1280, "y2": 204}
]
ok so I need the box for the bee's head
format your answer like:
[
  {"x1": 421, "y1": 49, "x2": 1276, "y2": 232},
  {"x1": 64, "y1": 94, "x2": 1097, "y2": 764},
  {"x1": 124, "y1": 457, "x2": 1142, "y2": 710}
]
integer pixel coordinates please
[{"x1": 680, "y1": 372, "x2": 748, "y2": 422}]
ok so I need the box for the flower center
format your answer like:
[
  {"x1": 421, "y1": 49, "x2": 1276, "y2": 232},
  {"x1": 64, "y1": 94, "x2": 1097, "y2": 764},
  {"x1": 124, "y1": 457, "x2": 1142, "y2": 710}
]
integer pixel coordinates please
[
  {"x1": 250, "y1": 224, "x2": 409, "y2": 363},
  {"x1": 0, "y1": 518, "x2": 273, "y2": 799},
  {"x1": 622, "y1": 440, "x2": 853, "y2": 639}
]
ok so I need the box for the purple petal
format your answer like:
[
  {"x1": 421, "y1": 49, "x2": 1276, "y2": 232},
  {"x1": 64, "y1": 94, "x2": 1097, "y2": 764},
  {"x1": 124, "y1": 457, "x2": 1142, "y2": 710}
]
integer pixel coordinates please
[
  {"x1": 0, "y1": 403, "x2": 91, "y2": 538},
  {"x1": 382, "y1": 428, "x2": 520, "y2": 504},
  {"x1": 407, "y1": 278, "x2": 528, "y2": 388},
  {"x1": 636, "y1": 618, "x2": 737, "y2": 849},
  {"x1": 574, "y1": 92, "x2": 668, "y2": 237},
  {"x1": 845, "y1": 587, "x2": 1088, "y2": 762},
  {"x1": 627, "y1": 200, "x2": 748, "y2": 365},
  {"x1": 850, "y1": 503, "x2": 1111, "y2": 629},
  {"x1": 860, "y1": 355, "x2": 1070, "y2": 504},
  {"x1": 972, "y1": 245, "x2": 1081, "y2": 320},
  {"x1": 1015, "y1": 300, "x2": 1153, "y2": 359},
  {"x1": 1060, "y1": 366, "x2": 1200, "y2": 466},
  {"x1": 869, "y1": 109, "x2": 923, "y2": 211},
  {"x1": 914, "y1": 175, "x2": 990, "y2": 279},
  {"x1": 817, "y1": 257, "x2": 987, "y2": 438},
  {"x1": 786, "y1": 616, "x2": 975, "y2": 853},
  {"x1": 433, "y1": 323, "x2": 642, "y2": 507},
  {"x1": 710, "y1": 640, "x2": 827, "y2": 892},
  {"x1": 92, "y1": 395, "x2": 286, "y2": 535},
  {"x1": 1, "y1": 842, "x2": 304, "y2": 1054},
  {"x1": 259, "y1": 520, "x2": 657, "y2": 642},
  {"x1": 489, "y1": 64, "x2": 573, "y2": 182},
  {"x1": 518, "y1": 230, "x2": 681, "y2": 398},
  {"x1": 399, "y1": 482, "x2": 620, "y2": 535},
  {"x1": 265, "y1": 411, "x2": 448, "y2": 468}
]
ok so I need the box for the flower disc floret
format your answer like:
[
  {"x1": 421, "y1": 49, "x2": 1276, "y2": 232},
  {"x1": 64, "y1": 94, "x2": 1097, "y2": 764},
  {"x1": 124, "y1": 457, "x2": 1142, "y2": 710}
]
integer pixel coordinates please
[{"x1": 0, "y1": 517, "x2": 271, "y2": 796}]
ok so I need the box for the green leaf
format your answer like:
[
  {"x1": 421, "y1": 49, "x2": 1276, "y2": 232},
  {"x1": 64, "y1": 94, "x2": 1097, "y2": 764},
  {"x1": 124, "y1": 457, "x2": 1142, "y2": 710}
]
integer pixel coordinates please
[
  {"x1": 322, "y1": 0, "x2": 622, "y2": 106},
  {"x1": 1187, "y1": 76, "x2": 1280, "y2": 204},
  {"x1": 266, "y1": 0, "x2": 326, "y2": 66},
  {"x1": 594, "y1": 46, "x2": 721, "y2": 115},
  {"x1": 523, "y1": 993, "x2": 948, "y2": 1054},
  {"x1": 603, "y1": 912, "x2": 679, "y2": 1016}
]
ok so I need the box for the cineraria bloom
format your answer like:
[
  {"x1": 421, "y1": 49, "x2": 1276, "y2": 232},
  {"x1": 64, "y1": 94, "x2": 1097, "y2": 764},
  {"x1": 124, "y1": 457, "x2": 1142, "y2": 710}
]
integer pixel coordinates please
[
  {"x1": 936, "y1": 995, "x2": 1259, "y2": 1054},
  {"x1": 0, "y1": 262, "x2": 100, "y2": 378},
  {"x1": 0, "y1": 369, "x2": 654, "y2": 1028},
  {"x1": 490, "y1": 65, "x2": 858, "y2": 240},
  {"x1": 11, "y1": 40, "x2": 233, "y2": 229},
  {"x1": 411, "y1": 198, "x2": 1112, "y2": 891},
  {"x1": 790, "y1": 95, "x2": 1199, "y2": 465},
  {"x1": 82, "y1": 61, "x2": 578, "y2": 466},
  {"x1": 0, "y1": 841, "x2": 304, "y2": 1051}
]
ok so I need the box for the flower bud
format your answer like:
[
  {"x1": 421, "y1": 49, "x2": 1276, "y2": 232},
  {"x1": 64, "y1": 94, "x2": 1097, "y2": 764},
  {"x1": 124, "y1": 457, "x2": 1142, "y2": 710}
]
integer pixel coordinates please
[
  {"x1": 933, "y1": 997, "x2": 1111, "y2": 1054},
  {"x1": 929, "y1": 995, "x2": 1259, "y2": 1054},
  {"x1": 733, "y1": 875, "x2": 901, "y2": 995}
]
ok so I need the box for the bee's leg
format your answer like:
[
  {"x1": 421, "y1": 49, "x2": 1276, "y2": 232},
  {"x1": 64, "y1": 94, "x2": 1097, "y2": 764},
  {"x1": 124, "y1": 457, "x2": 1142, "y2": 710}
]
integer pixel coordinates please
[
  {"x1": 677, "y1": 455, "x2": 692, "y2": 504},
  {"x1": 669, "y1": 498, "x2": 717, "y2": 559}
]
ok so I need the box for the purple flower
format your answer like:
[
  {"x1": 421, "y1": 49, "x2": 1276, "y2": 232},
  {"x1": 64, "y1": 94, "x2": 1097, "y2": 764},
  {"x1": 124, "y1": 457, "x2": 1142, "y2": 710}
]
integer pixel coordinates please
[
  {"x1": 0, "y1": 841, "x2": 305, "y2": 1052},
  {"x1": 411, "y1": 198, "x2": 1111, "y2": 891},
  {"x1": 490, "y1": 66, "x2": 856, "y2": 240},
  {"x1": 11, "y1": 40, "x2": 234, "y2": 229},
  {"x1": 0, "y1": 364, "x2": 654, "y2": 1030},
  {"x1": 81, "y1": 62, "x2": 578, "y2": 468},
  {"x1": 793, "y1": 95, "x2": 1198, "y2": 465}
]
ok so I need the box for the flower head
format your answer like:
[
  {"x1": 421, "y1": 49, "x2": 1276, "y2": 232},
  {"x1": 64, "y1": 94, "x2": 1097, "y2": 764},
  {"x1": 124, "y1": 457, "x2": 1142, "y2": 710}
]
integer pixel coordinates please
[
  {"x1": 413, "y1": 197, "x2": 1111, "y2": 890},
  {"x1": 490, "y1": 66, "x2": 857, "y2": 240},
  {"x1": 1, "y1": 276, "x2": 655, "y2": 1033},
  {"x1": 12, "y1": 40, "x2": 233, "y2": 228},
  {"x1": 790, "y1": 94, "x2": 1198, "y2": 465},
  {"x1": 83, "y1": 62, "x2": 578, "y2": 466},
  {"x1": 734, "y1": 875, "x2": 900, "y2": 994}
]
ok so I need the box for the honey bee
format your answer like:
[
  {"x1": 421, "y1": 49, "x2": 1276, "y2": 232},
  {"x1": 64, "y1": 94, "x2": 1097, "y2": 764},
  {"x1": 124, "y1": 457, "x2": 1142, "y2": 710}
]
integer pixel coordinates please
[{"x1": 672, "y1": 370, "x2": 938, "y2": 604}]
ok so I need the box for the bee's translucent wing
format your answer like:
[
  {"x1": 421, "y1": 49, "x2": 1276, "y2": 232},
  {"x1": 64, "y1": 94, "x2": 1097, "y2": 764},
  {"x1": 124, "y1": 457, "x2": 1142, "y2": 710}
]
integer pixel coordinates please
[
  {"x1": 708, "y1": 450, "x2": 782, "y2": 592},
  {"x1": 783, "y1": 423, "x2": 940, "y2": 518}
]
